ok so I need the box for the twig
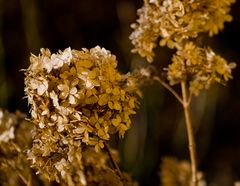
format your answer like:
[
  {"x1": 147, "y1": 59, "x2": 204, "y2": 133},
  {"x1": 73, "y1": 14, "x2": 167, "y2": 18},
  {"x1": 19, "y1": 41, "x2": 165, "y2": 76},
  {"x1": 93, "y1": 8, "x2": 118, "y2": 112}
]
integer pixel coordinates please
[
  {"x1": 5, "y1": 154, "x2": 33, "y2": 186},
  {"x1": 104, "y1": 142, "x2": 123, "y2": 180},
  {"x1": 153, "y1": 76, "x2": 183, "y2": 104}
]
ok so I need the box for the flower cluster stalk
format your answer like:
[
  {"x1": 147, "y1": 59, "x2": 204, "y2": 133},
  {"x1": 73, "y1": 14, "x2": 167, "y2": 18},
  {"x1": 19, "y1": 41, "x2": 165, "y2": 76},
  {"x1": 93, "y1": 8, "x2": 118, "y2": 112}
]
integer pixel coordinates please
[
  {"x1": 154, "y1": 77, "x2": 198, "y2": 185},
  {"x1": 181, "y1": 81, "x2": 197, "y2": 186}
]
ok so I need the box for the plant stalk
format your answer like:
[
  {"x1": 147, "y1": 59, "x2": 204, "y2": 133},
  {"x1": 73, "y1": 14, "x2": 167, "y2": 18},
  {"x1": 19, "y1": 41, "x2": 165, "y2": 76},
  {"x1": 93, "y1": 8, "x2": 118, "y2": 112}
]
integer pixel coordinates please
[
  {"x1": 104, "y1": 142, "x2": 123, "y2": 181},
  {"x1": 181, "y1": 81, "x2": 198, "y2": 186}
]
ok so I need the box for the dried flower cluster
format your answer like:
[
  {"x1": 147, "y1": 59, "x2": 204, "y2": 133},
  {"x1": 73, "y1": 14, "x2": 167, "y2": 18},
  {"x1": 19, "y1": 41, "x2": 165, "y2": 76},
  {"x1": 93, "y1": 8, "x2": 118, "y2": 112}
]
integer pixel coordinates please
[
  {"x1": 24, "y1": 46, "x2": 139, "y2": 184},
  {"x1": 160, "y1": 157, "x2": 206, "y2": 186},
  {"x1": 167, "y1": 42, "x2": 236, "y2": 95},
  {"x1": 130, "y1": 0, "x2": 235, "y2": 62},
  {"x1": 130, "y1": 0, "x2": 235, "y2": 97}
]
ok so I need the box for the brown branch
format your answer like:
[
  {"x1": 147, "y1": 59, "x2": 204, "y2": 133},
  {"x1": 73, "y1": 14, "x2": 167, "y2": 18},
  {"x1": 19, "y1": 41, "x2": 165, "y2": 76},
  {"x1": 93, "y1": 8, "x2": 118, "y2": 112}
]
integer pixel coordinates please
[
  {"x1": 153, "y1": 76, "x2": 183, "y2": 104},
  {"x1": 103, "y1": 142, "x2": 123, "y2": 180}
]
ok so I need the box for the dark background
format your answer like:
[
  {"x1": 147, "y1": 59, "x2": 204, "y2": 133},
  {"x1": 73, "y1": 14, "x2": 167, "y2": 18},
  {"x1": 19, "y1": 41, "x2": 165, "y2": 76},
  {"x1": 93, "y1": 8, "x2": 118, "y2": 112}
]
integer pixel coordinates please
[{"x1": 0, "y1": 0, "x2": 240, "y2": 185}]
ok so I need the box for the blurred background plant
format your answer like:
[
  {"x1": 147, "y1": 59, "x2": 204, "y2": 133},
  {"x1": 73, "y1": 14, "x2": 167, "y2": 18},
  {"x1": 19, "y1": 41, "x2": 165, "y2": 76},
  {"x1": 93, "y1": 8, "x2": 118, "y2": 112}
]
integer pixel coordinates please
[{"x1": 0, "y1": 0, "x2": 240, "y2": 185}]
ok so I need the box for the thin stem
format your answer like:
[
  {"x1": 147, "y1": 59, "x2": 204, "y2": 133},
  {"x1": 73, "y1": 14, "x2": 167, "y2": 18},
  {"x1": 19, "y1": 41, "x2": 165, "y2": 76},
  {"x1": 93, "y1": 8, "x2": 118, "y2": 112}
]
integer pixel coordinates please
[
  {"x1": 17, "y1": 172, "x2": 29, "y2": 186},
  {"x1": 104, "y1": 142, "x2": 123, "y2": 180},
  {"x1": 5, "y1": 159, "x2": 32, "y2": 186},
  {"x1": 181, "y1": 81, "x2": 198, "y2": 186},
  {"x1": 153, "y1": 76, "x2": 183, "y2": 104},
  {"x1": 187, "y1": 92, "x2": 193, "y2": 106},
  {"x1": 27, "y1": 175, "x2": 33, "y2": 186}
]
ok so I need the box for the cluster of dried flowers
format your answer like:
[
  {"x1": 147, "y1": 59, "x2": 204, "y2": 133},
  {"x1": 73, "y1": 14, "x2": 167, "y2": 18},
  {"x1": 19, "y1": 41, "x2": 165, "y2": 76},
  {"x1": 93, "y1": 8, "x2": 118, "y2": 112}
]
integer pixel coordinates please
[
  {"x1": 130, "y1": 0, "x2": 235, "y2": 95},
  {"x1": 130, "y1": 0, "x2": 235, "y2": 62},
  {"x1": 24, "y1": 46, "x2": 140, "y2": 184},
  {"x1": 167, "y1": 42, "x2": 236, "y2": 96}
]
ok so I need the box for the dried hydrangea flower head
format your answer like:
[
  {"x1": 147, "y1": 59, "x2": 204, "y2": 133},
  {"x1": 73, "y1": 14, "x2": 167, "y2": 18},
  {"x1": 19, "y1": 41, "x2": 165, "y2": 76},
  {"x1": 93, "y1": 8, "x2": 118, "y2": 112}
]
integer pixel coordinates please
[
  {"x1": 167, "y1": 42, "x2": 236, "y2": 96},
  {"x1": 130, "y1": 0, "x2": 235, "y2": 62},
  {"x1": 24, "y1": 46, "x2": 139, "y2": 184}
]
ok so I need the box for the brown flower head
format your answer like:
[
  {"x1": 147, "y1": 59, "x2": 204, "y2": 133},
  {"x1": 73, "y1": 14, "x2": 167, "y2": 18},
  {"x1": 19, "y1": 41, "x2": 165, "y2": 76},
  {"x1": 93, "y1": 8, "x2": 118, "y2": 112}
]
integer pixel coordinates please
[
  {"x1": 24, "y1": 46, "x2": 140, "y2": 183},
  {"x1": 130, "y1": 0, "x2": 235, "y2": 62}
]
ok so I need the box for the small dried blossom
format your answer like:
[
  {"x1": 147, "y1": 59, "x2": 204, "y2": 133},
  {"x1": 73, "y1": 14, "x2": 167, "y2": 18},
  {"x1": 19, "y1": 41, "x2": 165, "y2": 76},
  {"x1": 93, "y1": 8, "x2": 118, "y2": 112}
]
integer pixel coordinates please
[
  {"x1": 24, "y1": 46, "x2": 140, "y2": 184},
  {"x1": 130, "y1": 0, "x2": 235, "y2": 62},
  {"x1": 0, "y1": 109, "x2": 17, "y2": 143},
  {"x1": 167, "y1": 42, "x2": 236, "y2": 96}
]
